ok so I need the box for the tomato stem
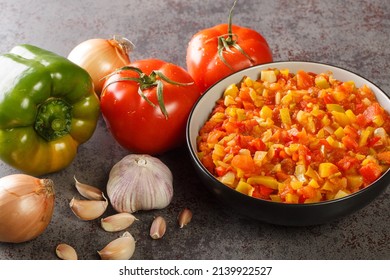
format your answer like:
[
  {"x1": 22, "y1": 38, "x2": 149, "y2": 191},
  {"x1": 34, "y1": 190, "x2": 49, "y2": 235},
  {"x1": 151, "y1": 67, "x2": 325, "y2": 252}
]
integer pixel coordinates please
[
  {"x1": 102, "y1": 66, "x2": 193, "y2": 119},
  {"x1": 217, "y1": 0, "x2": 254, "y2": 70}
]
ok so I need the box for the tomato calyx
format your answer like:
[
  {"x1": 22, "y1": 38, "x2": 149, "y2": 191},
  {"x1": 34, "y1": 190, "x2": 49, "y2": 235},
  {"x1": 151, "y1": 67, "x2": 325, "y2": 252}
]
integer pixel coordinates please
[
  {"x1": 103, "y1": 66, "x2": 194, "y2": 119},
  {"x1": 216, "y1": 0, "x2": 254, "y2": 70}
]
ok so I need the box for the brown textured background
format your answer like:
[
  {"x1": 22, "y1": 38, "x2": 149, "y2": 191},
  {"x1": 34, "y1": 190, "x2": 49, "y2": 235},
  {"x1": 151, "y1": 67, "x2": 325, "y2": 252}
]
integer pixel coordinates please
[{"x1": 0, "y1": 0, "x2": 389, "y2": 259}]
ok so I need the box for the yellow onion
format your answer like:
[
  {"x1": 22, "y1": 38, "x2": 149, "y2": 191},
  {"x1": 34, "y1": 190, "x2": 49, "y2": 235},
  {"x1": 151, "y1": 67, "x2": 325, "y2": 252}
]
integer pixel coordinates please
[
  {"x1": 0, "y1": 174, "x2": 55, "y2": 243},
  {"x1": 67, "y1": 35, "x2": 134, "y2": 95}
]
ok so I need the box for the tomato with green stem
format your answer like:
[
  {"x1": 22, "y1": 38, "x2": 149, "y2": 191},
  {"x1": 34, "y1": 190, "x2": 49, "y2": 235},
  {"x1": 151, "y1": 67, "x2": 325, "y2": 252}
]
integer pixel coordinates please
[
  {"x1": 100, "y1": 59, "x2": 201, "y2": 155},
  {"x1": 186, "y1": 0, "x2": 273, "y2": 93}
]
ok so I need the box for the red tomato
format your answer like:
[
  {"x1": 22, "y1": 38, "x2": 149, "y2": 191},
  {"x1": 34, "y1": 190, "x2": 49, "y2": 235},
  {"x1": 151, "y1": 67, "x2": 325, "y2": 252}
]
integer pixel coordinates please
[
  {"x1": 186, "y1": 23, "x2": 273, "y2": 93},
  {"x1": 100, "y1": 59, "x2": 201, "y2": 154}
]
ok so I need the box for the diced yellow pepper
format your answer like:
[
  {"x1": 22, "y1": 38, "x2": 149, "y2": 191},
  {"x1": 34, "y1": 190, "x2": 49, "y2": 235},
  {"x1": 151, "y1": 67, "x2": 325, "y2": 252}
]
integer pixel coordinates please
[
  {"x1": 345, "y1": 109, "x2": 357, "y2": 122},
  {"x1": 280, "y1": 107, "x2": 291, "y2": 125},
  {"x1": 209, "y1": 112, "x2": 225, "y2": 122},
  {"x1": 308, "y1": 179, "x2": 320, "y2": 189},
  {"x1": 331, "y1": 111, "x2": 350, "y2": 127},
  {"x1": 260, "y1": 105, "x2": 273, "y2": 119},
  {"x1": 321, "y1": 115, "x2": 331, "y2": 126},
  {"x1": 321, "y1": 180, "x2": 336, "y2": 191},
  {"x1": 281, "y1": 92, "x2": 293, "y2": 105},
  {"x1": 318, "y1": 162, "x2": 339, "y2": 178},
  {"x1": 346, "y1": 175, "x2": 363, "y2": 189},
  {"x1": 316, "y1": 128, "x2": 325, "y2": 139},
  {"x1": 252, "y1": 81, "x2": 263, "y2": 90},
  {"x1": 219, "y1": 171, "x2": 236, "y2": 186},
  {"x1": 224, "y1": 95, "x2": 237, "y2": 106},
  {"x1": 315, "y1": 75, "x2": 330, "y2": 89},
  {"x1": 291, "y1": 180, "x2": 303, "y2": 190},
  {"x1": 236, "y1": 168, "x2": 245, "y2": 179},
  {"x1": 236, "y1": 180, "x2": 254, "y2": 196},
  {"x1": 334, "y1": 127, "x2": 345, "y2": 139},
  {"x1": 270, "y1": 195, "x2": 283, "y2": 202},
  {"x1": 212, "y1": 144, "x2": 225, "y2": 158},
  {"x1": 305, "y1": 165, "x2": 321, "y2": 181},
  {"x1": 223, "y1": 83, "x2": 239, "y2": 98},
  {"x1": 334, "y1": 189, "x2": 350, "y2": 199},
  {"x1": 247, "y1": 175, "x2": 279, "y2": 189},
  {"x1": 236, "y1": 108, "x2": 246, "y2": 121},
  {"x1": 359, "y1": 127, "x2": 374, "y2": 147},
  {"x1": 326, "y1": 104, "x2": 345, "y2": 112},
  {"x1": 332, "y1": 91, "x2": 348, "y2": 102},
  {"x1": 244, "y1": 77, "x2": 253, "y2": 87},
  {"x1": 326, "y1": 136, "x2": 343, "y2": 148},
  {"x1": 285, "y1": 193, "x2": 299, "y2": 204},
  {"x1": 373, "y1": 115, "x2": 384, "y2": 126},
  {"x1": 280, "y1": 68, "x2": 289, "y2": 78}
]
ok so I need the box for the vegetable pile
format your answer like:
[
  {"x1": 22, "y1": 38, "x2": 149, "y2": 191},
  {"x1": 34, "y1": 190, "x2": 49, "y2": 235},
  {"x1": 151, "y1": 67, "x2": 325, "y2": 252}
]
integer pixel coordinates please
[{"x1": 197, "y1": 69, "x2": 390, "y2": 203}]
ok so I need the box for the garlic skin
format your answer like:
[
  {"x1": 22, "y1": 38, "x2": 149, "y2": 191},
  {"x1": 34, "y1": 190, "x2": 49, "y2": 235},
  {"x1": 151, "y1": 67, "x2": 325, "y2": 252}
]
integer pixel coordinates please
[
  {"x1": 107, "y1": 154, "x2": 173, "y2": 213},
  {"x1": 98, "y1": 231, "x2": 135, "y2": 260}
]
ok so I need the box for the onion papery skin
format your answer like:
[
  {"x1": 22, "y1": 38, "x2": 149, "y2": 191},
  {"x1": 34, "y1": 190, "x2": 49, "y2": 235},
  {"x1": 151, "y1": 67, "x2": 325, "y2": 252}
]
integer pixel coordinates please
[
  {"x1": 67, "y1": 36, "x2": 133, "y2": 95},
  {"x1": 0, "y1": 174, "x2": 55, "y2": 243},
  {"x1": 107, "y1": 154, "x2": 173, "y2": 213}
]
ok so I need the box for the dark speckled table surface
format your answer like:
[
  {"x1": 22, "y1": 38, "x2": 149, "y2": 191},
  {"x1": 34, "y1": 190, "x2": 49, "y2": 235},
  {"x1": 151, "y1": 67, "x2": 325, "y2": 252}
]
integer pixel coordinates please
[{"x1": 0, "y1": 0, "x2": 389, "y2": 260}]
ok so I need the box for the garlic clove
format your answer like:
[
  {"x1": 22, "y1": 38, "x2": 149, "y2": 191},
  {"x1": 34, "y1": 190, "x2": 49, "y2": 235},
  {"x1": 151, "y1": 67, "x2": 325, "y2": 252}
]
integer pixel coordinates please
[
  {"x1": 69, "y1": 194, "x2": 108, "y2": 221},
  {"x1": 56, "y1": 243, "x2": 78, "y2": 260},
  {"x1": 150, "y1": 216, "x2": 166, "y2": 239},
  {"x1": 178, "y1": 208, "x2": 193, "y2": 228},
  {"x1": 101, "y1": 212, "x2": 138, "y2": 232},
  {"x1": 98, "y1": 231, "x2": 135, "y2": 260},
  {"x1": 74, "y1": 176, "x2": 104, "y2": 200}
]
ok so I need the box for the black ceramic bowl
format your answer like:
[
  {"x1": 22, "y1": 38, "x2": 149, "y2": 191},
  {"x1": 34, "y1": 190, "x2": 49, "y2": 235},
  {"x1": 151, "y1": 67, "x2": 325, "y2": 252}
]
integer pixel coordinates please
[{"x1": 186, "y1": 61, "x2": 390, "y2": 226}]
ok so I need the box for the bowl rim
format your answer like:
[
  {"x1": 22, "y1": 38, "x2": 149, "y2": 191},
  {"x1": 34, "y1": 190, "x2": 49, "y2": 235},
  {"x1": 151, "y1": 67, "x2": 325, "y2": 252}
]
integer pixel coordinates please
[{"x1": 186, "y1": 60, "x2": 390, "y2": 208}]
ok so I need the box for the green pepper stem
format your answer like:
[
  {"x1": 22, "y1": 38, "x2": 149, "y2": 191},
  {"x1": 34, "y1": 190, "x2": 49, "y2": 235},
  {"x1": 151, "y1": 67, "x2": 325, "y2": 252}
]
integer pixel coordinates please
[{"x1": 34, "y1": 98, "x2": 72, "y2": 141}]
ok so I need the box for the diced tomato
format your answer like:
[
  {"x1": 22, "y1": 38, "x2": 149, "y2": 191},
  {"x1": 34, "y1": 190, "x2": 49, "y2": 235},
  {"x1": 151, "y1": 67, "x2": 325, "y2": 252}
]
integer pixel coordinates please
[
  {"x1": 342, "y1": 135, "x2": 359, "y2": 150},
  {"x1": 323, "y1": 93, "x2": 335, "y2": 104},
  {"x1": 368, "y1": 136, "x2": 381, "y2": 147},
  {"x1": 201, "y1": 154, "x2": 215, "y2": 173},
  {"x1": 377, "y1": 151, "x2": 390, "y2": 164},
  {"x1": 252, "y1": 185, "x2": 275, "y2": 199},
  {"x1": 337, "y1": 155, "x2": 360, "y2": 171},
  {"x1": 231, "y1": 154, "x2": 256, "y2": 174},
  {"x1": 215, "y1": 165, "x2": 229, "y2": 177},
  {"x1": 362, "y1": 103, "x2": 384, "y2": 125},
  {"x1": 344, "y1": 125, "x2": 359, "y2": 139},
  {"x1": 296, "y1": 70, "x2": 315, "y2": 89},
  {"x1": 249, "y1": 138, "x2": 266, "y2": 152},
  {"x1": 359, "y1": 162, "x2": 383, "y2": 184},
  {"x1": 297, "y1": 186, "x2": 317, "y2": 200}
]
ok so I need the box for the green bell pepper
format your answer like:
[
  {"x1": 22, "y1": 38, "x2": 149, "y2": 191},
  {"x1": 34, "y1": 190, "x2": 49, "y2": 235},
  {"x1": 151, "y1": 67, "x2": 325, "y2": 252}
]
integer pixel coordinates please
[{"x1": 0, "y1": 44, "x2": 100, "y2": 176}]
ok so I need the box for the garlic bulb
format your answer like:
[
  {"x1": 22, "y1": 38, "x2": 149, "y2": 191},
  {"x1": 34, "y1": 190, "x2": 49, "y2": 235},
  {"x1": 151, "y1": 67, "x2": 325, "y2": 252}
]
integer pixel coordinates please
[{"x1": 107, "y1": 154, "x2": 173, "y2": 213}]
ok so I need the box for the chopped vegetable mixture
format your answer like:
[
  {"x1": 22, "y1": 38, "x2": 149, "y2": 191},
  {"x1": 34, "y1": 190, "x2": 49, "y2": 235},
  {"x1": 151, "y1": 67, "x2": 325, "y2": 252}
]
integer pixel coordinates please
[{"x1": 197, "y1": 68, "x2": 390, "y2": 203}]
